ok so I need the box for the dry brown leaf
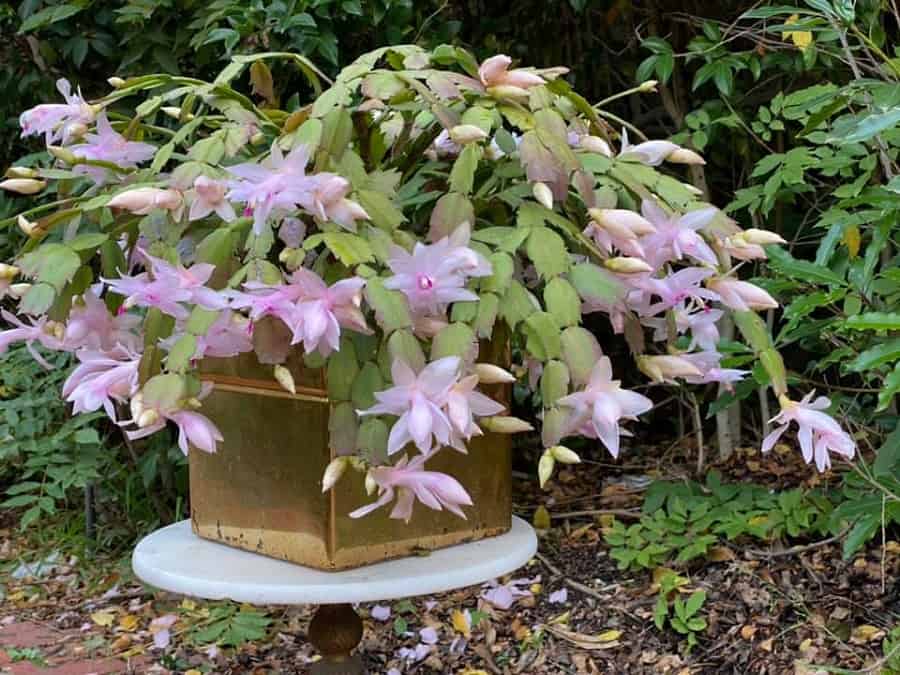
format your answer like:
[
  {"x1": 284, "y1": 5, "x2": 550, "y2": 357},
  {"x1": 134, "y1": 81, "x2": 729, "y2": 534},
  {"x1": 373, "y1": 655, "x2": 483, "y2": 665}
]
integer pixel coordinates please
[
  {"x1": 545, "y1": 625, "x2": 621, "y2": 650},
  {"x1": 850, "y1": 624, "x2": 885, "y2": 644},
  {"x1": 741, "y1": 624, "x2": 758, "y2": 640},
  {"x1": 118, "y1": 614, "x2": 139, "y2": 632},
  {"x1": 533, "y1": 505, "x2": 551, "y2": 530},
  {"x1": 759, "y1": 638, "x2": 774, "y2": 652},
  {"x1": 90, "y1": 611, "x2": 115, "y2": 627},
  {"x1": 708, "y1": 546, "x2": 735, "y2": 562}
]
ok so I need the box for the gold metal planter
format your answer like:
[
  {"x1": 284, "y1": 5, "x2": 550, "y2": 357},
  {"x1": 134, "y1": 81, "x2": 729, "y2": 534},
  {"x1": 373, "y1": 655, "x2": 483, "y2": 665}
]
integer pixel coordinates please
[{"x1": 189, "y1": 336, "x2": 512, "y2": 571}]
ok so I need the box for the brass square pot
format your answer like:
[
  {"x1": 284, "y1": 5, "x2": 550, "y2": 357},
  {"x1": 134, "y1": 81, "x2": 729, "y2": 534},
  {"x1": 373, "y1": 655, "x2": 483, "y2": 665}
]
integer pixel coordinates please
[{"x1": 189, "y1": 339, "x2": 512, "y2": 571}]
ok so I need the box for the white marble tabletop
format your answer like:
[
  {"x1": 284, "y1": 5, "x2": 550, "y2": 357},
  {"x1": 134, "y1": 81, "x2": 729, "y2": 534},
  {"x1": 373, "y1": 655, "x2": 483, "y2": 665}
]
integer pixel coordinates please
[{"x1": 132, "y1": 517, "x2": 537, "y2": 605}]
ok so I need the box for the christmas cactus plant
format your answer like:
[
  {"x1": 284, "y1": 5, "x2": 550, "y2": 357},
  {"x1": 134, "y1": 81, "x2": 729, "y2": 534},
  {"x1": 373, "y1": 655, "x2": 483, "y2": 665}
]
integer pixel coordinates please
[{"x1": 0, "y1": 46, "x2": 855, "y2": 522}]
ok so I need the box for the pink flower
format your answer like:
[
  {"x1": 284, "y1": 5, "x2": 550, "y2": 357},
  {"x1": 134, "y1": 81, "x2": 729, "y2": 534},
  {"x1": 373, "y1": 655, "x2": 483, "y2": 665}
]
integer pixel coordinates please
[
  {"x1": 226, "y1": 143, "x2": 311, "y2": 234},
  {"x1": 188, "y1": 176, "x2": 236, "y2": 222},
  {"x1": 227, "y1": 279, "x2": 305, "y2": 326},
  {"x1": 19, "y1": 78, "x2": 96, "y2": 144},
  {"x1": 0, "y1": 310, "x2": 66, "y2": 368},
  {"x1": 585, "y1": 208, "x2": 656, "y2": 258},
  {"x1": 65, "y1": 286, "x2": 142, "y2": 352},
  {"x1": 445, "y1": 374, "x2": 505, "y2": 447},
  {"x1": 478, "y1": 55, "x2": 545, "y2": 89},
  {"x1": 618, "y1": 128, "x2": 705, "y2": 166},
  {"x1": 558, "y1": 356, "x2": 653, "y2": 458},
  {"x1": 62, "y1": 346, "x2": 140, "y2": 420},
  {"x1": 149, "y1": 614, "x2": 177, "y2": 650},
  {"x1": 637, "y1": 267, "x2": 719, "y2": 316},
  {"x1": 398, "y1": 643, "x2": 431, "y2": 663},
  {"x1": 706, "y1": 277, "x2": 779, "y2": 311},
  {"x1": 762, "y1": 392, "x2": 856, "y2": 471},
  {"x1": 294, "y1": 173, "x2": 369, "y2": 231},
  {"x1": 359, "y1": 357, "x2": 459, "y2": 455},
  {"x1": 384, "y1": 223, "x2": 491, "y2": 316},
  {"x1": 193, "y1": 311, "x2": 253, "y2": 358},
  {"x1": 427, "y1": 129, "x2": 461, "y2": 159},
  {"x1": 142, "y1": 251, "x2": 228, "y2": 311},
  {"x1": 349, "y1": 454, "x2": 473, "y2": 522},
  {"x1": 122, "y1": 385, "x2": 223, "y2": 454},
  {"x1": 480, "y1": 576, "x2": 537, "y2": 610},
  {"x1": 639, "y1": 200, "x2": 719, "y2": 269},
  {"x1": 548, "y1": 588, "x2": 568, "y2": 604},
  {"x1": 69, "y1": 113, "x2": 155, "y2": 184},
  {"x1": 107, "y1": 188, "x2": 183, "y2": 216},
  {"x1": 644, "y1": 305, "x2": 722, "y2": 351},
  {"x1": 370, "y1": 605, "x2": 391, "y2": 622},
  {"x1": 419, "y1": 627, "x2": 439, "y2": 645},
  {"x1": 681, "y1": 351, "x2": 748, "y2": 391},
  {"x1": 287, "y1": 269, "x2": 369, "y2": 356},
  {"x1": 103, "y1": 271, "x2": 192, "y2": 319}
]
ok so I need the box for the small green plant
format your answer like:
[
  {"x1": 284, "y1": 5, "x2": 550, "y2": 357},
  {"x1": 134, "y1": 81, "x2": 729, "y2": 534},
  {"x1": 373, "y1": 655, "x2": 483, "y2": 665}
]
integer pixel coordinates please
[
  {"x1": 652, "y1": 570, "x2": 707, "y2": 652},
  {"x1": 7, "y1": 647, "x2": 48, "y2": 666},
  {"x1": 882, "y1": 625, "x2": 900, "y2": 675},
  {"x1": 604, "y1": 470, "x2": 835, "y2": 570},
  {"x1": 187, "y1": 603, "x2": 271, "y2": 647}
]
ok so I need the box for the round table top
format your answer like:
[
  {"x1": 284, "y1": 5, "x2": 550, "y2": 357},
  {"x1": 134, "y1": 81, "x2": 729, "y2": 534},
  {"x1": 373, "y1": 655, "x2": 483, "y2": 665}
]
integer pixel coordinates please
[{"x1": 132, "y1": 517, "x2": 537, "y2": 605}]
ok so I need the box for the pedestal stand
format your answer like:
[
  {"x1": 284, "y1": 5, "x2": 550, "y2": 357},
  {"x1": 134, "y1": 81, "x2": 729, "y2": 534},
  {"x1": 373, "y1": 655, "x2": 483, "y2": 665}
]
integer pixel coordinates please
[{"x1": 132, "y1": 518, "x2": 536, "y2": 673}]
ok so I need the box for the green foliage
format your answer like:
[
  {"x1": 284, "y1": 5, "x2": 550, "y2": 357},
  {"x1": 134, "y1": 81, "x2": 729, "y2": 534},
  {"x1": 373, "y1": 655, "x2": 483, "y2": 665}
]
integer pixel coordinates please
[
  {"x1": 604, "y1": 471, "x2": 835, "y2": 570},
  {"x1": 186, "y1": 603, "x2": 271, "y2": 647},
  {"x1": 652, "y1": 570, "x2": 707, "y2": 652}
]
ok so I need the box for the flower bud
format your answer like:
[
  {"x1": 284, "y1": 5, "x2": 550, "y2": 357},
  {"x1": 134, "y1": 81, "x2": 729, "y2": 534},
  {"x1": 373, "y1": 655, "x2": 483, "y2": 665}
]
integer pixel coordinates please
[
  {"x1": 162, "y1": 106, "x2": 182, "y2": 119},
  {"x1": 588, "y1": 208, "x2": 656, "y2": 237},
  {"x1": 740, "y1": 228, "x2": 787, "y2": 246},
  {"x1": 603, "y1": 256, "x2": 653, "y2": 274},
  {"x1": 579, "y1": 135, "x2": 613, "y2": 157},
  {"x1": 9, "y1": 283, "x2": 31, "y2": 298},
  {"x1": 532, "y1": 182, "x2": 554, "y2": 209},
  {"x1": 638, "y1": 354, "x2": 703, "y2": 383},
  {"x1": 639, "y1": 79, "x2": 659, "y2": 93},
  {"x1": 107, "y1": 187, "x2": 183, "y2": 215},
  {"x1": 1, "y1": 178, "x2": 47, "y2": 195},
  {"x1": 66, "y1": 122, "x2": 89, "y2": 140},
  {"x1": 17, "y1": 214, "x2": 46, "y2": 239},
  {"x1": 130, "y1": 393, "x2": 145, "y2": 421},
  {"x1": 47, "y1": 145, "x2": 78, "y2": 165},
  {"x1": 481, "y1": 416, "x2": 534, "y2": 434},
  {"x1": 364, "y1": 471, "x2": 377, "y2": 496},
  {"x1": 186, "y1": 397, "x2": 203, "y2": 409},
  {"x1": 667, "y1": 148, "x2": 705, "y2": 165},
  {"x1": 273, "y1": 364, "x2": 296, "y2": 395},
  {"x1": 682, "y1": 182, "x2": 704, "y2": 196},
  {"x1": 321, "y1": 457, "x2": 349, "y2": 492},
  {"x1": 486, "y1": 84, "x2": 531, "y2": 102},
  {"x1": 137, "y1": 409, "x2": 160, "y2": 428},
  {"x1": 107, "y1": 76, "x2": 126, "y2": 88},
  {"x1": 250, "y1": 131, "x2": 266, "y2": 145},
  {"x1": 474, "y1": 363, "x2": 516, "y2": 384},
  {"x1": 0, "y1": 264, "x2": 19, "y2": 280},
  {"x1": 449, "y1": 124, "x2": 489, "y2": 145},
  {"x1": 5, "y1": 167, "x2": 39, "y2": 179},
  {"x1": 538, "y1": 450, "x2": 555, "y2": 489},
  {"x1": 549, "y1": 445, "x2": 581, "y2": 464}
]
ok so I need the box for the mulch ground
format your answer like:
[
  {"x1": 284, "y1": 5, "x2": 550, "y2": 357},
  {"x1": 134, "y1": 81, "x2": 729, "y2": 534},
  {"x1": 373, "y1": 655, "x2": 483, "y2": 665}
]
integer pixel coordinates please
[{"x1": 1, "y1": 442, "x2": 898, "y2": 674}]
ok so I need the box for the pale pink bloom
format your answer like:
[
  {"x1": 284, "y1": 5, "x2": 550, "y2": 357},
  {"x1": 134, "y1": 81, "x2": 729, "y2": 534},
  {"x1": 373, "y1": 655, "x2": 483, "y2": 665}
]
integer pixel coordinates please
[
  {"x1": 707, "y1": 277, "x2": 778, "y2": 311},
  {"x1": 226, "y1": 143, "x2": 312, "y2": 234},
  {"x1": 62, "y1": 346, "x2": 140, "y2": 420},
  {"x1": 370, "y1": 605, "x2": 391, "y2": 622},
  {"x1": 446, "y1": 374, "x2": 506, "y2": 448},
  {"x1": 419, "y1": 627, "x2": 439, "y2": 645},
  {"x1": 586, "y1": 208, "x2": 656, "y2": 258},
  {"x1": 681, "y1": 351, "x2": 748, "y2": 391},
  {"x1": 425, "y1": 129, "x2": 460, "y2": 160},
  {"x1": 398, "y1": 644, "x2": 431, "y2": 663},
  {"x1": 164, "y1": 311, "x2": 252, "y2": 360},
  {"x1": 349, "y1": 454, "x2": 473, "y2": 522},
  {"x1": 639, "y1": 354, "x2": 704, "y2": 384},
  {"x1": 19, "y1": 78, "x2": 96, "y2": 144},
  {"x1": 583, "y1": 222, "x2": 646, "y2": 259},
  {"x1": 295, "y1": 173, "x2": 369, "y2": 231},
  {"x1": 618, "y1": 128, "x2": 705, "y2": 166},
  {"x1": 644, "y1": 304, "x2": 722, "y2": 351},
  {"x1": 122, "y1": 384, "x2": 223, "y2": 454},
  {"x1": 480, "y1": 576, "x2": 538, "y2": 610},
  {"x1": 142, "y1": 251, "x2": 228, "y2": 311},
  {"x1": 639, "y1": 200, "x2": 719, "y2": 269},
  {"x1": 107, "y1": 187, "x2": 183, "y2": 216},
  {"x1": 359, "y1": 357, "x2": 459, "y2": 455},
  {"x1": 65, "y1": 286, "x2": 142, "y2": 352},
  {"x1": 762, "y1": 392, "x2": 855, "y2": 472},
  {"x1": 722, "y1": 236, "x2": 767, "y2": 261},
  {"x1": 0, "y1": 310, "x2": 66, "y2": 368},
  {"x1": 581, "y1": 294, "x2": 630, "y2": 334},
  {"x1": 188, "y1": 176, "x2": 236, "y2": 222},
  {"x1": 637, "y1": 267, "x2": 719, "y2": 316},
  {"x1": 149, "y1": 614, "x2": 177, "y2": 650},
  {"x1": 69, "y1": 113, "x2": 155, "y2": 184},
  {"x1": 278, "y1": 218, "x2": 307, "y2": 248},
  {"x1": 558, "y1": 356, "x2": 653, "y2": 458},
  {"x1": 287, "y1": 269, "x2": 369, "y2": 356},
  {"x1": 384, "y1": 223, "x2": 491, "y2": 316},
  {"x1": 478, "y1": 55, "x2": 545, "y2": 89},
  {"x1": 548, "y1": 588, "x2": 568, "y2": 604},
  {"x1": 103, "y1": 271, "x2": 192, "y2": 319},
  {"x1": 226, "y1": 279, "x2": 305, "y2": 326}
]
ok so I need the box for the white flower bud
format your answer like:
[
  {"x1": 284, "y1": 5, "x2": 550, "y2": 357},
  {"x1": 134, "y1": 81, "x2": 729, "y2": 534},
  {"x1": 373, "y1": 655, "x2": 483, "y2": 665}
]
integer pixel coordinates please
[
  {"x1": 579, "y1": 135, "x2": 613, "y2": 157},
  {"x1": 322, "y1": 457, "x2": 349, "y2": 492},
  {"x1": 1, "y1": 178, "x2": 47, "y2": 195},
  {"x1": 486, "y1": 84, "x2": 531, "y2": 102},
  {"x1": 0, "y1": 264, "x2": 19, "y2": 280},
  {"x1": 549, "y1": 445, "x2": 581, "y2": 464},
  {"x1": 538, "y1": 450, "x2": 555, "y2": 489},
  {"x1": 273, "y1": 364, "x2": 296, "y2": 395},
  {"x1": 130, "y1": 393, "x2": 145, "y2": 421},
  {"x1": 364, "y1": 471, "x2": 378, "y2": 496},
  {"x1": 47, "y1": 145, "x2": 78, "y2": 165},
  {"x1": 482, "y1": 416, "x2": 534, "y2": 434},
  {"x1": 17, "y1": 214, "x2": 45, "y2": 239},
  {"x1": 5, "y1": 167, "x2": 39, "y2": 179},
  {"x1": 107, "y1": 76, "x2": 126, "y2": 88},
  {"x1": 532, "y1": 182, "x2": 554, "y2": 209},
  {"x1": 740, "y1": 228, "x2": 787, "y2": 246},
  {"x1": 603, "y1": 256, "x2": 654, "y2": 274},
  {"x1": 449, "y1": 124, "x2": 489, "y2": 145},
  {"x1": 137, "y1": 409, "x2": 160, "y2": 428},
  {"x1": 667, "y1": 148, "x2": 705, "y2": 165},
  {"x1": 639, "y1": 79, "x2": 659, "y2": 93},
  {"x1": 474, "y1": 363, "x2": 516, "y2": 384}
]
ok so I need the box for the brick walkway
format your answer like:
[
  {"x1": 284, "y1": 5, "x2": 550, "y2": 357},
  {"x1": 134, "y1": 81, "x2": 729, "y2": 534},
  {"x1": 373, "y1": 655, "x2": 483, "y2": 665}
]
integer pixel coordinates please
[{"x1": 0, "y1": 621, "x2": 148, "y2": 675}]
